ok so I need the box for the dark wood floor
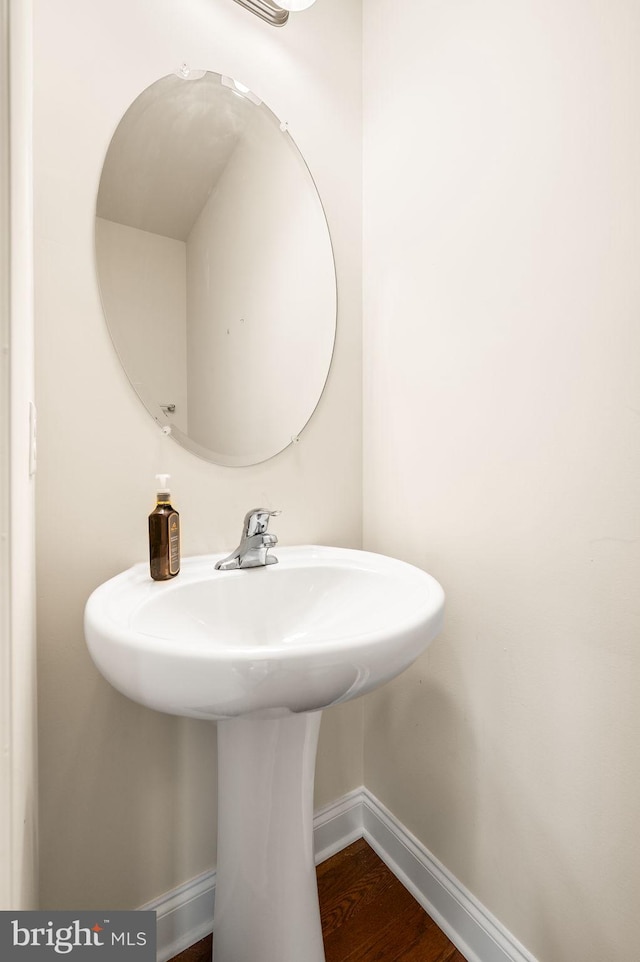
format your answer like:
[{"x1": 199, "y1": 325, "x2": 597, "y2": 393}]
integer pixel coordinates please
[{"x1": 168, "y1": 838, "x2": 467, "y2": 962}]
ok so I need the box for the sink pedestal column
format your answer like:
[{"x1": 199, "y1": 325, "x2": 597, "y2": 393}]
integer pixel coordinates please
[{"x1": 214, "y1": 711, "x2": 325, "y2": 962}]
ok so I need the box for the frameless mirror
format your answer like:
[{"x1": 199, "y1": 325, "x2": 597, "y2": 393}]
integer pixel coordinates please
[{"x1": 95, "y1": 70, "x2": 337, "y2": 466}]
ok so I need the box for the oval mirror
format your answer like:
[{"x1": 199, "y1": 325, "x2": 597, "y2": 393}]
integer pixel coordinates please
[{"x1": 95, "y1": 70, "x2": 337, "y2": 466}]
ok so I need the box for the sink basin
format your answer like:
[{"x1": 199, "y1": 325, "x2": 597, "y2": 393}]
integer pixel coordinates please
[
  {"x1": 84, "y1": 545, "x2": 444, "y2": 962},
  {"x1": 84, "y1": 545, "x2": 445, "y2": 720}
]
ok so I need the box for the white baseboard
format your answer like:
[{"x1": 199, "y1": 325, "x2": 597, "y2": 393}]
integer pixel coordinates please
[
  {"x1": 143, "y1": 786, "x2": 537, "y2": 962},
  {"x1": 313, "y1": 785, "x2": 364, "y2": 865},
  {"x1": 360, "y1": 789, "x2": 538, "y2": 962},
  {"x1": 142, "y1": 867, "x2": 216, "y2": 962}
]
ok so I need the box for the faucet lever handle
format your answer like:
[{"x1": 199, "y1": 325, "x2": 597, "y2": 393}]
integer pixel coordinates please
[{"x1": 243, "y1": 507, "x2": 281, "y2": 537}]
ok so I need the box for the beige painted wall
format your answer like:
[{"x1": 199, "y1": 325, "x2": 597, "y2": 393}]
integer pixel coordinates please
[
  {"x1": 363, "y1": 2, "x2": 640, "y2": 961},
  {"x1": 35, "y1": 1, "x2": 640, "y2": 954},
  {"x1": 34, "y1": 0, "x2": 362, "y2": 910},
  {"x1": 95, "y1": 218, "x2": 189, "y2": 434},
  {"x1": 186, "y1": 124, "x2": 335, "y2": 462}
]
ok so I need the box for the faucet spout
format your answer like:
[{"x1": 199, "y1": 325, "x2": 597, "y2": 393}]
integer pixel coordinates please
[{"x1": 215, "y1": 509, "x2": 280, "y2": 570}]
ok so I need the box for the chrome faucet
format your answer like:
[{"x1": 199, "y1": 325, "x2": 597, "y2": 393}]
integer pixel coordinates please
[{"x1": 215, "y1": 508, "x2": 280, "y2": 570}]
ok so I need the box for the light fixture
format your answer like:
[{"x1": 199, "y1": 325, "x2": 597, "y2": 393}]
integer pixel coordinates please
[
  {"x1": 276, "y1": 0, "x2": 317, "y2": 9},
  {"x1": 231, "y1": 0, "x2": 317, "y2": 27}
]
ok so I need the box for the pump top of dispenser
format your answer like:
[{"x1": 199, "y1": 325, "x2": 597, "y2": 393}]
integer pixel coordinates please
[{"x1": 155, "y1": 474, "x2": 171, "y2": 501}]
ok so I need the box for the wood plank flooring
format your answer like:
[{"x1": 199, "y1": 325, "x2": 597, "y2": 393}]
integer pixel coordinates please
[{"x1": 168, "y1": 838, "x2": 467, "y2": 962}]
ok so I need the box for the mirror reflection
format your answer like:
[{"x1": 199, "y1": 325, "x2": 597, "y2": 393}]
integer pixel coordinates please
[{"x1": 95, "y1": 71, "x2": 337, "y2": 466}]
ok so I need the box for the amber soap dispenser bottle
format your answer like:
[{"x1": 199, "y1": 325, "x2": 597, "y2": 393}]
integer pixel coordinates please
[{"x1": 149, "y1": 474, "x2": 180, "y2": 581}]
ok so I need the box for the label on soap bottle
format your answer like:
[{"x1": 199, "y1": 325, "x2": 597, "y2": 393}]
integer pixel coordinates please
[{"x1": 168, "y1": 512, "x2": 180, "y2": 575}]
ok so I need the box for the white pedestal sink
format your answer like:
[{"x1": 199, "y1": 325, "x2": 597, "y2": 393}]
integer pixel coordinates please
[{"x1": 84, "y1": 546, "x2": 445, "y2": 962}]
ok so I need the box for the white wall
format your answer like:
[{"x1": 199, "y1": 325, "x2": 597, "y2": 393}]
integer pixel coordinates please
[
  {"x1": 35, "y1": 2, "x2": 640, "y2": 955},
  {"x1": 186, "y1": 122, "x2": 335, "y2": 463},
  {"x1": 34, "y1": 0, "x2": 362, "y2": 911},
  {"x1": 95, "y1": 218, "x2": 189, "y2": 434},
  {"x1": 363, "y1": 2, "x2": 640, "y2": 961}
]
